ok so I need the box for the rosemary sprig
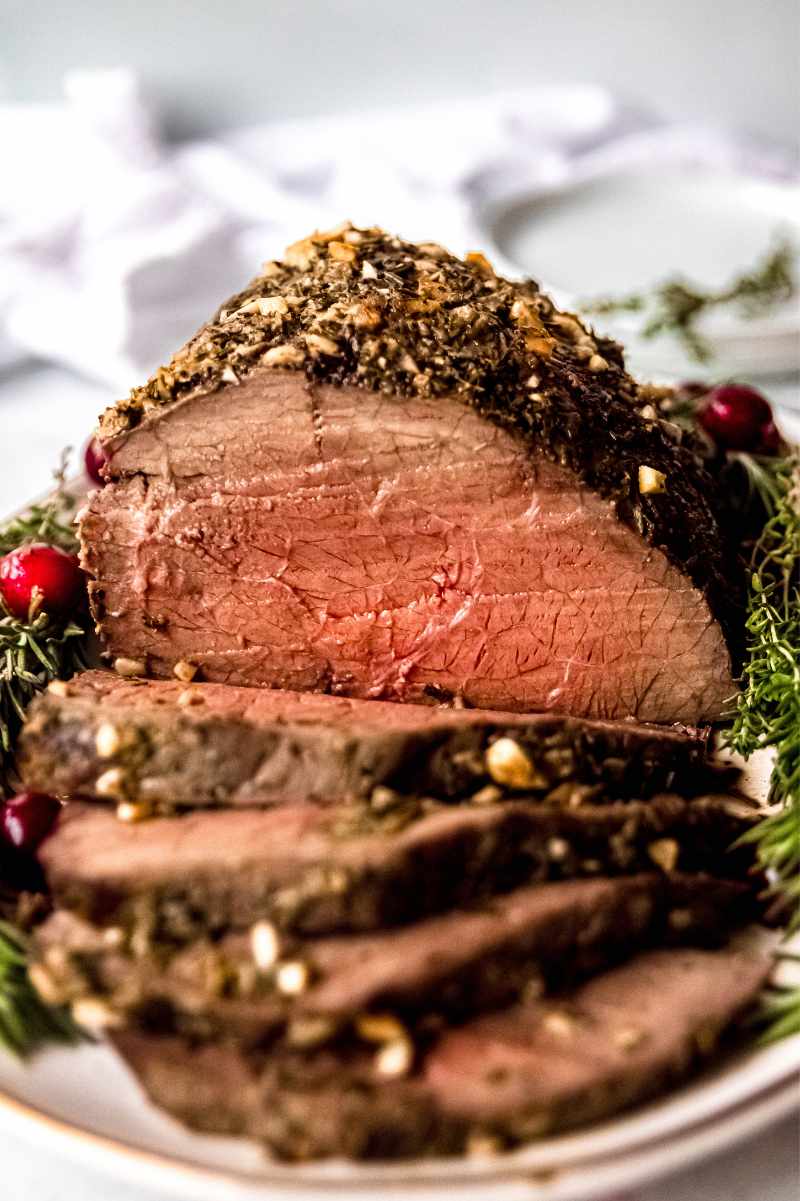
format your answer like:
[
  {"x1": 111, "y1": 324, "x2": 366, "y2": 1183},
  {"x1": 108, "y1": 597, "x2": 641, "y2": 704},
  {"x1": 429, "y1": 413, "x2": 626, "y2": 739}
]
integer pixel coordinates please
[
  {"x1": 726, "y1": 455, "x2": 800, "y2": 1039},
  {"x1": 0, "y1": 457, "x2": 88, "y2": 799},
  {"x1": 0, "y1": 920, "x2": 85, "y2": 1056},
  {"x1": 754, "y1": 953, "x2": 800, "y2": 1045},
  {"x1": 583, "y1": 242, "x2": 796, "y2": 361},
  {"x1": 728, "y1": 458, "x2": 799, "y2": 826},
  {"x1": 0, "y1": 611, "x2": 87, "y2": 797},
  {"x1": 0, "y1": 456, "x2": 91, "y2": 1057}
]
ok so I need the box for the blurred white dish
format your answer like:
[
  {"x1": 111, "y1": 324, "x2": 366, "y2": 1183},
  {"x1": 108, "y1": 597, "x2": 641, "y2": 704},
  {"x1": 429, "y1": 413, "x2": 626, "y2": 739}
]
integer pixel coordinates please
[{"x1": 480, "y1": 165, "x2": 800, "y2": 379}]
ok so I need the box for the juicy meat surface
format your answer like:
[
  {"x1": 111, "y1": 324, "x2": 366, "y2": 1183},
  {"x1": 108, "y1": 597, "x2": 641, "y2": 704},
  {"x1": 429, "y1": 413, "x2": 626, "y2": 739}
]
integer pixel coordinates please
[
  {"x1": 38, "y1": 795, "x2": 759, "y2": 937},
  {"x1": 34, "y1": 875, "x2": 753, "y2": 1046},
  {"x1": 20, "y1": 671, "x2": 712, "y2": 807},
  {"x1": 82, "y1": 372, "x2": 735, "y2": 723},
  {"x1": 111, "y1": 945, "x2": 770, "y2": 1159}
]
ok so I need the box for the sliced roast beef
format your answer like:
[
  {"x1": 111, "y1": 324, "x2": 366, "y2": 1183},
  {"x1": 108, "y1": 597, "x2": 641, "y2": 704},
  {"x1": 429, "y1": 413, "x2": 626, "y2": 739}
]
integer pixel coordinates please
[
  {"x1": 111, "y1": 944, "x2": 770, "y2": 1159},
  {"x1": 20, "y1": 671, "x2": 715, "y2": 808},
  {"x1": 31, "y1": 874, "x2": 753, "y2": 1046},
  {"x1": 81, "y1": 227, "x2": 741, "y2": 724},
  {"x1": 38, "y1": 794, "x2": 759, "y2": 939}
]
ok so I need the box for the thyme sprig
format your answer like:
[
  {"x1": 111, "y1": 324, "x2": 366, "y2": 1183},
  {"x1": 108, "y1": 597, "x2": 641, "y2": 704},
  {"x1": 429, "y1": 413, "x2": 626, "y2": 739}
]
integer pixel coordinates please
[
  {"x1": 0, "y1": 921, "x2": 85, "y2": 1057},
  {"x1": 583, "y1": 242, "x2": 796, "y2": 361},
  {"x1": 0, "y1": 452, "x2": 80, "y2": 556},
  {"x1": 0, "y1": 457, "x2": 88, "y2": 798}
]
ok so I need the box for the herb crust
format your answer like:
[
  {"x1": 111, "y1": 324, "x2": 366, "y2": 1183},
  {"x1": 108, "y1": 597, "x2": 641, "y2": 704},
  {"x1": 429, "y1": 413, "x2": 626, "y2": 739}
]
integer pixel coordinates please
[{"x1": 98, "y1": 224, "x2": 743, "y2": 660}]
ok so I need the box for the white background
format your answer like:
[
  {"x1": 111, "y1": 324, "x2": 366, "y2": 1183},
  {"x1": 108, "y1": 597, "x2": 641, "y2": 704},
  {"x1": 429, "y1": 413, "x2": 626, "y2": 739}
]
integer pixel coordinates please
[
  {"x1": 2, "y1": 0, "x2": 798, "y2": 143},
  {"x1": 0, "y1": 2, "x2": 798, "y2": 1197}
]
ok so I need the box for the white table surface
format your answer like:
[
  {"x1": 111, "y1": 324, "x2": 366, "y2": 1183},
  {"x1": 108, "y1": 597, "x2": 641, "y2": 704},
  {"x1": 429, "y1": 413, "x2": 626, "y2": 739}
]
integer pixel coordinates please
[{"x1": 0, "y1": 361, "x2": 797, "y2": 1201}]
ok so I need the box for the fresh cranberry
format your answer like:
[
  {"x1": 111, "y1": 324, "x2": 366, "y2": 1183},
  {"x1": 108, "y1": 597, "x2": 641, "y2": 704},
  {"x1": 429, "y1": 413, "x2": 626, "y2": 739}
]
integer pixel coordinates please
[
  {"x1": 0, "y1": 543, "x2": 83, "y2": 621},
  {"x1": 1, "y1": 792, "x2": 61, "y2": 852},
  {"x1": 757, "y1": 419, "x2": 784, "y2": 456},
  {"x1": 697, "y1": 384, "x2": 773, "y2": 451},
  {"x1": 84, "y1": 437, "x2": 108, "y2": 486}
]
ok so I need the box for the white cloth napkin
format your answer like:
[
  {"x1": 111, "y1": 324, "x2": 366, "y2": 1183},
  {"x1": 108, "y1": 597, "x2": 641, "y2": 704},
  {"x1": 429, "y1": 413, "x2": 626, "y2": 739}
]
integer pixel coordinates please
[{"x1": 1, "y1": 69, "x2": 796, "y2": 394}]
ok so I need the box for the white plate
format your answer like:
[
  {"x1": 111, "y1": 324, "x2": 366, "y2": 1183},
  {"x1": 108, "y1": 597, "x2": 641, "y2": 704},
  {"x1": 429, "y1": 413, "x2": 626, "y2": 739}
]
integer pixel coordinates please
[
  {"x1": 0, "y1": 1019, "x2": 798, "y2": 1201},
  {"x1": 478, "y1": 164, "x2": 800, "y2": 379},
  {"x1": 1, "y1": 483, "x2": 798, "y2": 1201}
]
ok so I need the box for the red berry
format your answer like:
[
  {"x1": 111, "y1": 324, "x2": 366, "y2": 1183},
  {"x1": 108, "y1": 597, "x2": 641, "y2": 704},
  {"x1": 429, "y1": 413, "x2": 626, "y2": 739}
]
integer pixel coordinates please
[
  {"x1": 84, "y1": 437, "x2": 108, "y2": 486},
  {"x1": 697, "y1": 385, "x2": 773, "y2": 451},
  {"x1": 0, "y1": 543, "x2": 83, "y2": 621},
  {"x1": 757, "y1": 419, "x2": 784, "y2": 456},
  {"x1": 1, "y1": 792, "x2": 60, "y2": 852}
]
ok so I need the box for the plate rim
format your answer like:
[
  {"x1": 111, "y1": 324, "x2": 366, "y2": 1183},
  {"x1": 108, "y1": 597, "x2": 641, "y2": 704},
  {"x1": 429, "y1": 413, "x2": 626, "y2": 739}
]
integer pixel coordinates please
[
  {"x1": 0, "y1": 1047, "x2": 797, "y2": 1201},
  {"x1": 472, "y1": 163, "x2": 800, "y2": 353},
  {"x1": 1, "y1": 480, "x2": 798, "y2": 1198}
]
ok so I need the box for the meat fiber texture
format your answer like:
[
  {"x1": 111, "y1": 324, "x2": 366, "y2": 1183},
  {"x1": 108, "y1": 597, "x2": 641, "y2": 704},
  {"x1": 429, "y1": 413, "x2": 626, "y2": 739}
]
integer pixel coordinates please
[
  {"x1": 81, "y1": 227, "x2": 741, "y2": 724},
  {"x1": 37, "y1": 794, "x2": 760, "y2": 938},
  {"x1": 19, "y1": 671, "x2": 714, "y2": 808},
  {"x1": 82, "y1": 376, "x2": 733, "y2": 723},
  {"x1": 32, "y1": 873, "x2": 754, "y2": 1048},
  {"x1": 111, "y1": 945, "x2": 770, "y2": 1160}
]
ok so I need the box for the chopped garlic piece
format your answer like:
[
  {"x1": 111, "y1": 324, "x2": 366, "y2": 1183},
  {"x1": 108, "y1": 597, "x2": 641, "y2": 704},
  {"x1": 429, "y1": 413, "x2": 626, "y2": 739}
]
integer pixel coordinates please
[
  {"x1": 647, "y1": 837, "x2": 680, "y2": 872},
  {"x1": 374, "y1": 1037, "x2": 413, "y2": 1078},
  {"x1": 250, "y1": 920, "x2": 280, "y2": 972},
  {"x1": 638, "y1": 465, "x2": 667, "y2": 494},
  {"x1": 71, "y1": 997, "x2": 122, "y2": 1031},
  {"x1": 263, "y1": 344, "x2": 306, "y2": 367},
  {"x1": 286, "y1": 1016, "x2": 336, "y2": 1048},
  {"x1": 542, "y1": 1010, "x2": 574, "y2": 1038},
  {"x1": 276, "y1": 960, "x2": 309, "y2": 996},
  {"x1": 95, "y1": 722, "x2": 122, "y2": 759},
  {"x1": 485, "y1": 737, "x2": 546, "y2": 790},
  {"x1": 355, "y1": 1013, "x2": 407, "y2": 1044},
  {"x1": 28, "y1": 963, "x2": 68, "y2": 1007},
  {"x1": 304, "y1": 333, "x2": 339, "y2": 357},
  {"x1": 173, "y1": 660, "x2": 198, "y2": 683},
  {"x1": 113, "y1": 657, "x2": 146, "y2": 678},
  {"x1": 96, "y1": 768, "x2": 127, "y2": 799},
  {"x1": 116, "y1": 800, "x2": 153, "y2": 823}
]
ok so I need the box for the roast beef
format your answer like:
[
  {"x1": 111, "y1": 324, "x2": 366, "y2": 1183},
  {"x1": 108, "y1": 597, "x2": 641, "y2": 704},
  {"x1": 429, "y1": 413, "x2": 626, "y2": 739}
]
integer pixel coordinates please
[
  {"x1": 32, "y1": 874, "x2": 753, "y2": 1047},
  {"x1": 38, "y1": 794, "x2": 759, "y2": 938},
  {"x1": 81, "y1": 226, "x2": 741, "y2": 723},
  {"x1": 19, "y1": 671, "x2": 715, "y2": 808},
  {"x1": 111, "y1": 945, "x2": 770, "y2": 1159}
]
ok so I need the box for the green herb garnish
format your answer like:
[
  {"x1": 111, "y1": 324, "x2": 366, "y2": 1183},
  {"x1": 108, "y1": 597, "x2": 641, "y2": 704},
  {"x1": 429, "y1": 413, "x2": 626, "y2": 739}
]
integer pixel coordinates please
[
  {"x1": 583, "y1": 242, "x2": 796, "y2": 362},
  {"x1": 0, "y1": 920, "x2": 84, "y2": 1057},
  {"x1": 727, "y1": 455, "x2": 800, "y2": 1040},
  {"x1": 0, "y1": 611, "x2": 87, "y2": 798},
  {"x1": 0, "y1": 456, "x2": 88, "y2": 799},
  {"x1": 754, "y1": 953, "x2": 800, "y2": 1045},
  {"x1": 0, "y1": 453, "x2": 81, "y2": 557},
  {"x1": 0, "y1": 456, "x2": 91, "y2": 1058}
]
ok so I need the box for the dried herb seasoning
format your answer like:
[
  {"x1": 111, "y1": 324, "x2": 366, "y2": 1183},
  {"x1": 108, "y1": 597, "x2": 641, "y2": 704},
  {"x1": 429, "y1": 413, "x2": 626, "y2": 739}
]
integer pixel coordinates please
[
  {"x1": 99, "y1": 223, "x2": 744, "y2": 667},
  {"x1": 582, "y1": 241, "x2": 796, "y2": 362}
]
